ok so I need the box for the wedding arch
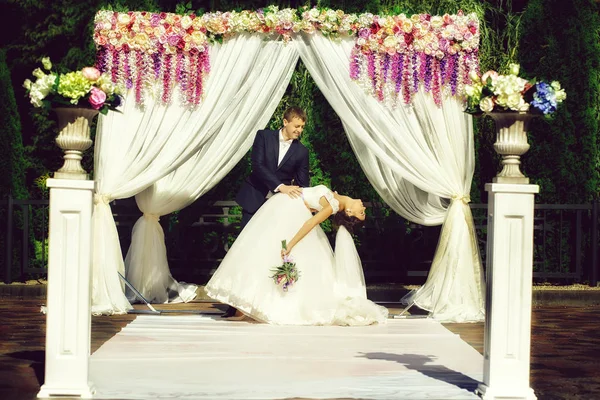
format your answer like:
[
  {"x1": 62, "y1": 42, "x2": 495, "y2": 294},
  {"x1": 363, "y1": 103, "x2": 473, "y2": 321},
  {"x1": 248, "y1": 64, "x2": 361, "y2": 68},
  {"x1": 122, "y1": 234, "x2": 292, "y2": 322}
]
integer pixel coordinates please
[{"x1": 90, "y1": 7, "x2": 484, "y2": 323}]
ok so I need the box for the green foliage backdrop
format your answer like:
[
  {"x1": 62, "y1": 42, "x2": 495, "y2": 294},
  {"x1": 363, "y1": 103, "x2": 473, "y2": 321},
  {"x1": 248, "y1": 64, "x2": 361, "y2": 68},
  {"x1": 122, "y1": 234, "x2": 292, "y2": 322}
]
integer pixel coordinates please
[
  {"x1": 1, "y1": 0, "x2": 599, "y2": 214},
  {"x1": 519, "y1": 0, "x2": 600, "y2": 204}
]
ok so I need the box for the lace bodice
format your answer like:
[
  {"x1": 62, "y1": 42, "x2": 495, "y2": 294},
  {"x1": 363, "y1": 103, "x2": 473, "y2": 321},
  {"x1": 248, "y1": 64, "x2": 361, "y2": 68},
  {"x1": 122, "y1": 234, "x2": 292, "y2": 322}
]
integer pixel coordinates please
[{"x1": 302, "y1": 185, "x2": 339, "y2": 214}]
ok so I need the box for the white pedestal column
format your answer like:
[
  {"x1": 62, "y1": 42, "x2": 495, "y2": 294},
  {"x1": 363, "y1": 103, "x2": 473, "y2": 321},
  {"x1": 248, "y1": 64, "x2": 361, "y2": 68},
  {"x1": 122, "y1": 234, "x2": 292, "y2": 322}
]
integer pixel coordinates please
[
  {"x1": 38, "y1": 179, "x2": 95, "y2": 399},
  {"x1": 477, "y1": 183, "x2": 539, "y2": 400}
]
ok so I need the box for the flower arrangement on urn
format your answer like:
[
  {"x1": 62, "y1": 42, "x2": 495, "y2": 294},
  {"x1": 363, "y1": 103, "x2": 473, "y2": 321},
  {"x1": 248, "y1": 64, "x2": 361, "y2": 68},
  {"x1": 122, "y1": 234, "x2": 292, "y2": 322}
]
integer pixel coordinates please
[
  {"x1": 23, "y1": 57, "x2": 123, "y2": 180},
  {"x1": 464, "y1": 63, "x2": 566, "y2": 183}
]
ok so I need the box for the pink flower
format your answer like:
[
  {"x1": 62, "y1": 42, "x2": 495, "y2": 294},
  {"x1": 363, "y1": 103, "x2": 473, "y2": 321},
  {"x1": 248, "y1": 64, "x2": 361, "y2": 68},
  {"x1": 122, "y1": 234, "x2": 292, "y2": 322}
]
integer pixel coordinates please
[
  {"x1": 82, "y1": 67, "x2": 101, "y2": 81},
  {"x1": 88, "y1": 87, "x2": 107, "y2": 109},
  {"x1": 481, "y1": 70, "x2": 499, "y2": 84}
]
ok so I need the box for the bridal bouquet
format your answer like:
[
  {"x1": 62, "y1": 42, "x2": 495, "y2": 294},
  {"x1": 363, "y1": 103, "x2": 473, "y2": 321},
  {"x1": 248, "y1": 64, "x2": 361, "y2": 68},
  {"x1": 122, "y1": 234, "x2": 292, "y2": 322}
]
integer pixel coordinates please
[
  {"x1": 270, "y1": 240, "x2": 300, "y2": 292},
  {"x1": 23, "y1": 57, "x2": 122, "y2": 115},
  {"x1": 464, "y1": 63, "x2": 566, "y2": 116}
]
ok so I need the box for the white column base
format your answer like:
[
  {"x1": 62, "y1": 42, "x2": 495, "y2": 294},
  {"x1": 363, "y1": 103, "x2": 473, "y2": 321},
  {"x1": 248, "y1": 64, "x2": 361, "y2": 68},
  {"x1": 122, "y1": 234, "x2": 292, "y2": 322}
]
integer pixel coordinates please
[
  {"x1": 38, "y1": 383, "x2": 95, "y2": 399},
  {"x1": 476, "y1": 384, "x2": 537, "y2": 400},
  {"x1": 38, "y1": 179, "x2": 95, "y2": 399},
  {"x1": 481, "y1": 183, "x2": 539, "y2": 400}
]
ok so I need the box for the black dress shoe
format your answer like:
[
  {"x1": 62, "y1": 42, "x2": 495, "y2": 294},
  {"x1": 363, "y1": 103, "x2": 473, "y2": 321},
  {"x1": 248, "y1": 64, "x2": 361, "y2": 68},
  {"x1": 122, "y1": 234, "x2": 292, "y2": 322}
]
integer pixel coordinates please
[{"x1": 221, "y1": 306, "x2": 237, "y2": 318}]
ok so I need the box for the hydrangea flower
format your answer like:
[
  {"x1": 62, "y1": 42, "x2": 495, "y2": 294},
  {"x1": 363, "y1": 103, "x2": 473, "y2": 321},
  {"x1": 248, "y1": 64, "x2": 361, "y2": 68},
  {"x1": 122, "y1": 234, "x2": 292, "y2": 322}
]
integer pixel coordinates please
[
  {"x1": 464, "y1": 63, "x2": 566, "y2": 116},
  {"x1": 23, "y1": 58, "x2": 123, "y2": 114}
]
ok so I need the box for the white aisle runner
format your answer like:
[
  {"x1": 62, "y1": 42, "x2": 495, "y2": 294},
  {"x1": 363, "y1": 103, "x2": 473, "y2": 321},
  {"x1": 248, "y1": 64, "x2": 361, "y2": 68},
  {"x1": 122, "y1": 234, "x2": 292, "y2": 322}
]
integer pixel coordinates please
[{"x1": 90, "y1": 315, "x2": 483, "y2": 399}]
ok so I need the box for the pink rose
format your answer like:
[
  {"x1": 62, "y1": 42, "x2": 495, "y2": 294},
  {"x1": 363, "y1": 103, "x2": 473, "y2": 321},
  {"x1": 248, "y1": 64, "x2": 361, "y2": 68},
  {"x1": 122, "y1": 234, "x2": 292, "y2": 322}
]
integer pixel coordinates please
[
  {"x1": 88, "y1": 87, "x2": 107, "y2": 109},
  {"x1": 481, "y1": 70, "x2": 499, "y2": 84},
  {"x1": 82, "y1": 67, "x2": 101, "y2": 81}
]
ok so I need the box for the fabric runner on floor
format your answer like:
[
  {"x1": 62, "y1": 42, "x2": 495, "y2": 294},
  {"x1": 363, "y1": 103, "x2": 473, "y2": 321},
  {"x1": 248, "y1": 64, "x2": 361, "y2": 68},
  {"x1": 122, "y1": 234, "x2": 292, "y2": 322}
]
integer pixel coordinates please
[{"x1": 89, "y1": 315, "x2": 483, "y2": 399}]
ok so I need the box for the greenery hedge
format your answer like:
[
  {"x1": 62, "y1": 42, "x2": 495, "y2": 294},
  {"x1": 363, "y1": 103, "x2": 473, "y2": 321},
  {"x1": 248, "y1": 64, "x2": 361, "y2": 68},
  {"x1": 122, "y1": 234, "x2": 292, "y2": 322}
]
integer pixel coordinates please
[{"x1": 1, "y1": 0, "x2": 599, "y2": 280}]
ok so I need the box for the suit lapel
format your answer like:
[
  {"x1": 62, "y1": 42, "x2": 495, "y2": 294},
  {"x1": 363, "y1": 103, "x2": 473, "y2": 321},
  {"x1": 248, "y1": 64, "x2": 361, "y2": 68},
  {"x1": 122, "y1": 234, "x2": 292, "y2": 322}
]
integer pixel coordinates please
[
  {"x1": 269, "y1": 130, "x2": 279, "y2": 170},
  {"x1": 277, "y1": 140, "x2": 297, "y2": 170}
]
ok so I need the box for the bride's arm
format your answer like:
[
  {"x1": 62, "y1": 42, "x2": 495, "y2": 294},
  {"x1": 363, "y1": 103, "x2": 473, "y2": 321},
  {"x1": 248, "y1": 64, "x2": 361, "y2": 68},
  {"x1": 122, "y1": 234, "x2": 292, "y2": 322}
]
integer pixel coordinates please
[{"x1": 284, "y1": 204, "x2": 333, "y2": 256}]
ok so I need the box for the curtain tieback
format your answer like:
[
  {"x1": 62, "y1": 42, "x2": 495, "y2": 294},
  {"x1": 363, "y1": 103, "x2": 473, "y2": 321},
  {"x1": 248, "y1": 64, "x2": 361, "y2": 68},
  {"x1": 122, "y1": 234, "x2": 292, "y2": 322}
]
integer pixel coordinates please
[
  {"x1": 144, "y1": 213, "x2": 160, "y2": 222},
  {"x1": 94, "y1": 194, "x2": 111, "y2": 205},
  {"x1": 451, "y1": 194, "x2": 471, "y2": 204}
]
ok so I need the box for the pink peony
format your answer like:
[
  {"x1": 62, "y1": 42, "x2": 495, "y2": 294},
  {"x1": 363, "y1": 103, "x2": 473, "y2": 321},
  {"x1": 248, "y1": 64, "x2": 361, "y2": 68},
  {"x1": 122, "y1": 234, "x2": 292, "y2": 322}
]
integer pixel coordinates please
[
  {"x1": 88, "y1": 87, "x2": 107, "y2": 109},
  {"x1": 81, "y1": 67, "x2": 101, "y2": 81}
]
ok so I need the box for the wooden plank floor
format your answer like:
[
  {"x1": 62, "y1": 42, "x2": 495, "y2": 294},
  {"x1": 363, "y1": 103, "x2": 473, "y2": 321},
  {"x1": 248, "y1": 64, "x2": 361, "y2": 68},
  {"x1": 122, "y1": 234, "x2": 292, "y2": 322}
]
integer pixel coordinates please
[{"x1": 1, "y1": 297, "x2": 599, "y2": 399}]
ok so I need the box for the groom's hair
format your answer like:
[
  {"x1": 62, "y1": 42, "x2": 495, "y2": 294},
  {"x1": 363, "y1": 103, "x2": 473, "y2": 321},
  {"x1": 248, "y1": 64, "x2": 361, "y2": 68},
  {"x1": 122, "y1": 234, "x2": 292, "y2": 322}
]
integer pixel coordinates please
[
  {"x1": 333, "y1": 211, "x2": 365, "y2": 233},
  {"x1": 283, "y1": 106, "x2": 307, "y2": 122}
]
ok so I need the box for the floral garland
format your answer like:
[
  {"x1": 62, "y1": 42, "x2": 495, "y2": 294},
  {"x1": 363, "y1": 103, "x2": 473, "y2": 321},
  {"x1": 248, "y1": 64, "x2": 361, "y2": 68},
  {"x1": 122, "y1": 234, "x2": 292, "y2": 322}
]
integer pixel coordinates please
[
  {"x1": 93, "y1": 6, "x2": 480, "y2": 107},
  {"x1": 349, "y1": 11, "x2": 480, "y2": 106}
]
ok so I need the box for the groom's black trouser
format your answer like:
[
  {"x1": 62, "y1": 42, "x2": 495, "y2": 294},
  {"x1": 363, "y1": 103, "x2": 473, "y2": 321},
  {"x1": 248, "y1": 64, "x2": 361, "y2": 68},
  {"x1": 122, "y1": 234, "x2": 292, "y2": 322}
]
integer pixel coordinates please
[{"x1": 240, "y1": 209, "x2": 254, "y2": 231}]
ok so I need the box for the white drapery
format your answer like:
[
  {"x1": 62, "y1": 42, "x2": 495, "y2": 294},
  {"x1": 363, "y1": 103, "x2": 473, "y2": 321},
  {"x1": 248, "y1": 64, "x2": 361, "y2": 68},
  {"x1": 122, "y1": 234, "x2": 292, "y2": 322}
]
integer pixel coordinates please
[
  {"x1": 294, "y1": 33, "x2": 484, "y2": 322},
  {"x1": 92, "y1": 34, "x2": 296, "y2": 314},
  {"x1": 93, "y1": 31, "x2": 483, "y2": 321},
  {"x1": 124, "y1": 40, "x2": 299, "y2": 304}
]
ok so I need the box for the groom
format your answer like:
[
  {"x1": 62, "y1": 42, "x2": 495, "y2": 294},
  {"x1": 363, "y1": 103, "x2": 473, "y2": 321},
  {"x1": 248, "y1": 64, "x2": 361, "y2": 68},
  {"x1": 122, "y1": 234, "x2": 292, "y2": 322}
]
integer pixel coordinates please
[
  {"x1": 235, "y1": 106, "x2": 310, "y2": 229},
  {"x1": 222, "y1": 107, "x2": 310, "y2": 318}
]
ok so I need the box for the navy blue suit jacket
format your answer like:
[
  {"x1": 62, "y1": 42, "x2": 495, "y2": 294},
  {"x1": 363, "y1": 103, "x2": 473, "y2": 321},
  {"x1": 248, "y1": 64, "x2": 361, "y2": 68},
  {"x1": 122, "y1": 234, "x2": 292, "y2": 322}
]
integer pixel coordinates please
[{"x1": 236, "y1": 130, "x2": 309, "y2": 213}]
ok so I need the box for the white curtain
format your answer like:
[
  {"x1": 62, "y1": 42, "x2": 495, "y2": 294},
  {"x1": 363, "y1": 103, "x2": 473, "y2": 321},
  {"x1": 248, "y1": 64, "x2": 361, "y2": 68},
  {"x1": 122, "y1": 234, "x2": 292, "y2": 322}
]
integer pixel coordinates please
[
  {"x1": 92, "y1": 34, "x2": 288, "y2": 314},
  {"x1": 294, "y1": 33, "x2": 484, "y2": 322},
  {"x1": 125, "y1": 41, "x2": 299, "y2": 303}
]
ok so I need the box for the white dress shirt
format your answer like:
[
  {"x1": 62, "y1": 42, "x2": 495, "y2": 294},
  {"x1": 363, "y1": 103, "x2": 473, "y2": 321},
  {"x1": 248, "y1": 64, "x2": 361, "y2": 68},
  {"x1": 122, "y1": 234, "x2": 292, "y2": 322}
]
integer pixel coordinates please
[
  {"x1": 271, "y1": 130, "x2": 293, "y2": 196},
  {"x1": 278, "y1": 130, "x2": 293, "y2": 166}
]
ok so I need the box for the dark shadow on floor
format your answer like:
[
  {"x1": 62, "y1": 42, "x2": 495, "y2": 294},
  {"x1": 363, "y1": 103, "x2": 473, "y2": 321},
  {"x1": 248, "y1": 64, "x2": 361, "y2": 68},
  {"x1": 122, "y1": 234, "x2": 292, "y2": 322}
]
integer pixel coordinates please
[
  {"x1": 7, "y1": 350, "x2": 44, "y2": 386},
  {"x1": 360, "y1": 352, "x2": 480, "y2": 392}
]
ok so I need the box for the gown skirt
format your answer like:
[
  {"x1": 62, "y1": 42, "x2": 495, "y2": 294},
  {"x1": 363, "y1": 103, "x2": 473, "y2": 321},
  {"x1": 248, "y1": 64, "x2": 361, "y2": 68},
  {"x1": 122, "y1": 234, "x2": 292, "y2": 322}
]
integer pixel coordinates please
[{"x1": 205, "y1": 193, "x2": 388, "y2": 325}]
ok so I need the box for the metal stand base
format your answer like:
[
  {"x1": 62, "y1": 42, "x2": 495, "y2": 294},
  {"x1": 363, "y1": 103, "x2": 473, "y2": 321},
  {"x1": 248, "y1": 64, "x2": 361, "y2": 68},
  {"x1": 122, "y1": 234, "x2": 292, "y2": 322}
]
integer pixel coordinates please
[{"x1": 117, "y1": 272, "x2": 209, "y2": 315}]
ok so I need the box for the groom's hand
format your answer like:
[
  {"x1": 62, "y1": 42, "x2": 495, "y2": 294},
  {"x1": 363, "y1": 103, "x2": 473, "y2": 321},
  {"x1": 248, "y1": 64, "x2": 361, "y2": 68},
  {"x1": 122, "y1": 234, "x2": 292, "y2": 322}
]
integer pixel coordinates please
[{"x1": 279, "y1": 185, "x2": 302, "y2": 198}]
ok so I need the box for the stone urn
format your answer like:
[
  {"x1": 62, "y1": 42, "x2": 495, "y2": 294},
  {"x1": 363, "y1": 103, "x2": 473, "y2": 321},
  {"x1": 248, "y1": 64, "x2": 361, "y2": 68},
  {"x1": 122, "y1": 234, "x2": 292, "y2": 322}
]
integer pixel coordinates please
[
  {"x1": 487, "y1": 112, "x2": 536, "y2": 184},
  {"x1": 53, "y1": 107, "x2": 99, "y2": 180}
]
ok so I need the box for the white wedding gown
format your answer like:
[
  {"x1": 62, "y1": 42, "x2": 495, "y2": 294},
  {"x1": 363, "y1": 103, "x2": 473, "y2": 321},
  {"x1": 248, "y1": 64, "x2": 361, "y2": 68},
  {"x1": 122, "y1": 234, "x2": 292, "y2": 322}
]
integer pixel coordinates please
[{"x1": 205, "y1": 185, "x2": 388, "y2": 325}]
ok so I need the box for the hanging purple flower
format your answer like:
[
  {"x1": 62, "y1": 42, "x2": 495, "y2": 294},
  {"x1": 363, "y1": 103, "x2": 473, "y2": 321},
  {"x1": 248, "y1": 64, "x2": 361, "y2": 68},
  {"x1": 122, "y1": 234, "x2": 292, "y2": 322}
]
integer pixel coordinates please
[
  {"x1": 411, "y1": 53, "x2": 419, "y2": 93},
  {"x1": 449, "y1": 53, "x2": 459, "y2": 96},
  {"x1": 395, "y1": 54, "x2": 404, "y2": 94},
  {"x1": 424, "y1": 54, "x2": 432, "y2": 93},
  {"x1": 162, "y1": 54, "x2": 172, "y2": 104},
  {"x1": 439, "y1": 57, "x2": 447, "y2": 84},
  {"x1": 111, "y1": 48, "x2": 120, "y2": 84},
  {"x1": 382, "y1": 53, "x2": 390, "y2": 84},
  {"x1": 123, "y1": 47, "x2": 133, "y2": 90},
  {"x1": 152, "y1": 53, "x2": 161, "y2": 80}
]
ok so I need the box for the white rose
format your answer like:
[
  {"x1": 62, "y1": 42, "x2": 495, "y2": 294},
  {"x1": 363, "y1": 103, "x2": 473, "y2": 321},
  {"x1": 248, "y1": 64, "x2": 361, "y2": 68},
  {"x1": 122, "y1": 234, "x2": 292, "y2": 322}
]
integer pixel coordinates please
[
  {"x1": 430, "y1": 16, "x2": 443, "y2": 28},
  {"x1": 479, "y1": 97, "x2": 495, "y2": 113},
  {"x1": 383, "y1": 35, "x2": 397, "y2": 48},
  {"x1": 41, "y1": 57, "x2": 52, "y2": 71},
  {"x1": 181, "y1": 15, "x2": 193, "y2": 29},
  {"x1": 465, "y1": 84, "x2": 481, "y2": 97},
  {"x1": 555, "y1": 88, "x2": 567, "y2": 102},
  {"x1": 468, "y1": 70, "x2": 481, "y2": 83},
  {"x1": 495, "y1": 94, "x2": 508, "y2": 108},
  {"x1": 117, "y1": 13, "x2": 131, "y2": 25},
  {"x1": 506, "y1": 92, "x2": 524, "y2": 111},
  {"x1": 32, "y1": 68, "x2": 45, "y2": 79},
  {"x1": 517, "y1": 100, "x2": 530, "y2": 112}
]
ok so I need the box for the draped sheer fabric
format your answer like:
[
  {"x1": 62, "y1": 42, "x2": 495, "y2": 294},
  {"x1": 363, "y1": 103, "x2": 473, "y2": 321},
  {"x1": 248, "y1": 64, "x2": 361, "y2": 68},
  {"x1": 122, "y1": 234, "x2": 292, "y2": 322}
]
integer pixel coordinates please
[
  {"x1": 334, "y1": 226, "x2": 367, "y2": 299},
  {"x1": 92, "y1": 34, "x2": 296, "y2": 314},
  {"x1": 125, "y1": 40, "x2": 299, "y2": 304},
  {"x1": 293, "y1": 33, "x2": 484, "y2": 322},
  {"x1": 93, "y1": 31, "x2": 483, "y2": 322}
]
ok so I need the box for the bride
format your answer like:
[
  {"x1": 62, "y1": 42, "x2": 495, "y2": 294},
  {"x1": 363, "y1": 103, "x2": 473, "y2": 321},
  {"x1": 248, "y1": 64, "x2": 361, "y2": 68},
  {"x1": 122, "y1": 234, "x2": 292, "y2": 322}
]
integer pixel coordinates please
[{"x1": 204, "y1": 184, "x2": 388, "y2": 325}]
